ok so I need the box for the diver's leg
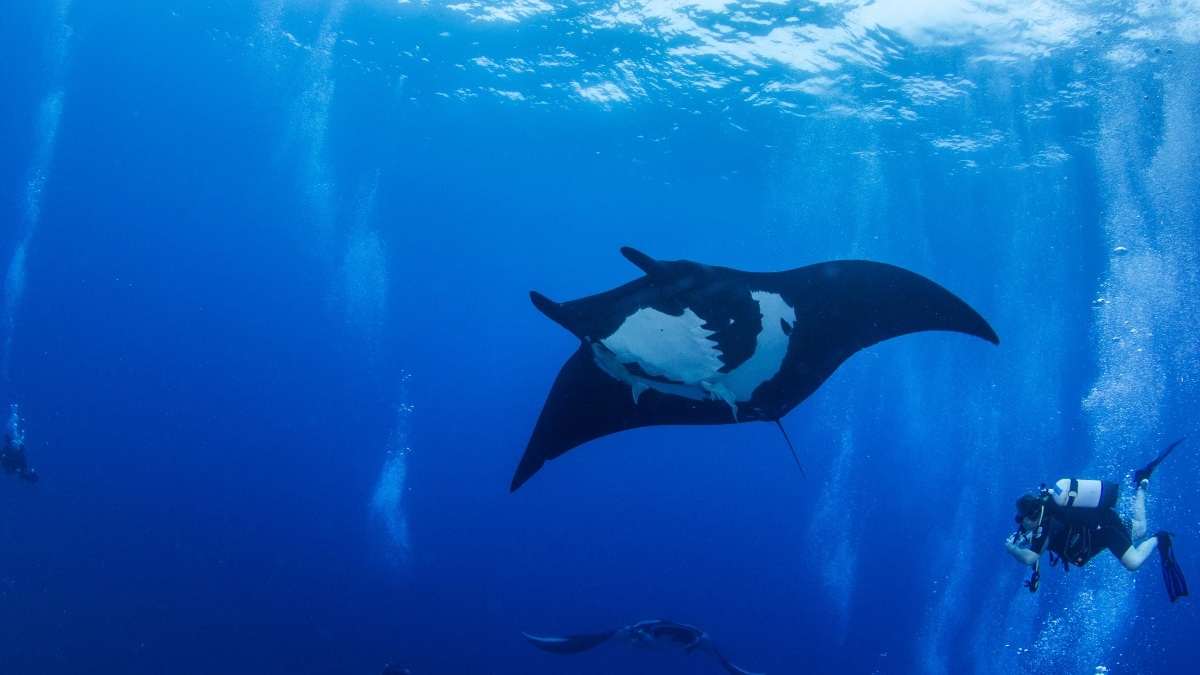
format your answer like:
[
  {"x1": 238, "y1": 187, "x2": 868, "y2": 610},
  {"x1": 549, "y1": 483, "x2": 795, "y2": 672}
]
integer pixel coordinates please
[
  {"x1": 1120, "y1": 538, "x2": 1159, "y2": 571},
  {"x1": 1131, "y1": 479, "x2": 1148, "y2": 540},
  {"x1": 1101, "y1": 508, "x2": 1153, "y2": 571}
]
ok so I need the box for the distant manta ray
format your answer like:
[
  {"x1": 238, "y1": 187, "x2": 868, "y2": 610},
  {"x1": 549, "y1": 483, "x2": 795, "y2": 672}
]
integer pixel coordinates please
[
  {"x1": 510, "y1": 247, "x2": 999, "y2": 491},
  {"x1": 523, "y1": 619, "x2": 763, "y2": 675}
]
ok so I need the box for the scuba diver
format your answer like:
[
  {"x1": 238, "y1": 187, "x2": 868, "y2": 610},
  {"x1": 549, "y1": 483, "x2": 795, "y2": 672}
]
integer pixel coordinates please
[
  {"x1": 1006, "y1": 438, "x2": 1187, "y2": 602},
  {"x1": 380, "y1": 663, "x2": 411, "y2": 675},
  {"x1": 1, "y1": 433, "x2": 38, "y2": 484}
]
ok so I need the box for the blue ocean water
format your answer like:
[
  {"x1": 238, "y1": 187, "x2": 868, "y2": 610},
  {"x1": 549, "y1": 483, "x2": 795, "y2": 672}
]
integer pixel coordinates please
[{"x1": 1, "y1": 1, "x2": 1197, "y2": 673}]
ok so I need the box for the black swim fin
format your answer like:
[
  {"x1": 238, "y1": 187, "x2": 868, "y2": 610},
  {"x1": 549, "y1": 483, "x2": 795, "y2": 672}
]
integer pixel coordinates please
[
  {"x1": 1134, "y1": 437, "x2": 1186, "y2": 485},
  {"x1": 1157, "y1": 531, "x2": 1189, "y2": 603}
]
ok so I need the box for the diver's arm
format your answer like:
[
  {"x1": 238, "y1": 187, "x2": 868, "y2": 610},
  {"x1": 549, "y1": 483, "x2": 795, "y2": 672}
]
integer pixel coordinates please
[{"x1": 1005, "y1": 534, "x2": 1041, "y2": 566}]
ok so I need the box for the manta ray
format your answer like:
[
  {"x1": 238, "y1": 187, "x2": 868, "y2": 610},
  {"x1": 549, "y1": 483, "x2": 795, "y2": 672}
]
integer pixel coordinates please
[
  {"x1": 510, "y1": 247, "x2": 998, "y2": 491},
  {"x1": 523, "y1": 619, "x2": 763, "y2": 675}
]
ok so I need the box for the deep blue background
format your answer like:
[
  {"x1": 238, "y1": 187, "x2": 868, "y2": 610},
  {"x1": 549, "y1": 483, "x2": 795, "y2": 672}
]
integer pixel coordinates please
[{"x1": 2, "y1": 2, "x2": 1198, "y2": 674}]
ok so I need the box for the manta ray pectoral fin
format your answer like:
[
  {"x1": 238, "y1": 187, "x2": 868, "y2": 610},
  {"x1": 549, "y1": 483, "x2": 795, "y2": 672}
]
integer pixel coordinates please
[
  {"x1": 512, "y1": 345, "x2": 634, "y2": 492},
  {"x1": 704, "y1": 643, "x2": 766, "y2": 675},
  {"x1": 843, "y1": 261, "x2": 1000, "y2": 346},
  {"x1": 523, "y1": 629, "x2": 620, "y2": 654},
  {"x1": 511, "y1": 345, "x2": 738, "y2": 491}
]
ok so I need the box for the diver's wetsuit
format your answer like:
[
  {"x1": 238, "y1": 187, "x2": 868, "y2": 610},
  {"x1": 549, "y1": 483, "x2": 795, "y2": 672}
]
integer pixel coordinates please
[{"x1": 1029, "y1": 502, "x2": 1133, "y2": 568}]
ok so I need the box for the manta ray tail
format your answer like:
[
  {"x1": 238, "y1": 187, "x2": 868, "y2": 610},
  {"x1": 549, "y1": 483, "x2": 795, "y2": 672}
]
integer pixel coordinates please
[{"x1": 775, "y1": 419, "x2": 805, "y2": 478}]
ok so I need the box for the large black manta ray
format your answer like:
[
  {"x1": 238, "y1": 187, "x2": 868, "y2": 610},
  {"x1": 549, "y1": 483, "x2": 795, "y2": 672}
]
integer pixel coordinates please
[{"x1": 510, "y1": 247, "x2": 999, "y2": 491}]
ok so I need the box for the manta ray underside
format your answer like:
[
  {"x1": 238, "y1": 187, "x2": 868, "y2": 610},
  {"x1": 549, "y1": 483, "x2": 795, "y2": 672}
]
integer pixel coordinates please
[{"x1": 510, "y1": 247, "x2": 998, "y2": 491}]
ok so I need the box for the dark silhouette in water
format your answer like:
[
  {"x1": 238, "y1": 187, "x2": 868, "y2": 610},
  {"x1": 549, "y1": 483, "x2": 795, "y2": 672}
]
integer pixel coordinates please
[
  {"x1": 1, "y1": 434, "x2": 37, "y2": 484},
  {"x1": 524, "y1": 619, "x2": 763, "y2": 675}
]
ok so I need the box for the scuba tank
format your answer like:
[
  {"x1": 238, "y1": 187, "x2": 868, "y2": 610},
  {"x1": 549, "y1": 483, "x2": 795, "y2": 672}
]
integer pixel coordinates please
[{"x1": 1048, "y1": 478, "x2": 1119, "y2": 509}]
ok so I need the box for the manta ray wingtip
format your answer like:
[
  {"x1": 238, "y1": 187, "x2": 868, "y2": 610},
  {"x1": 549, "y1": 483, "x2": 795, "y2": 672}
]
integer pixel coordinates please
[
  {"x1": 510, "y1": 448, "x2": 548, "y2": 491},
  {"x1": 971, "y1": 317, "x2": 1000, "y2": 346}
]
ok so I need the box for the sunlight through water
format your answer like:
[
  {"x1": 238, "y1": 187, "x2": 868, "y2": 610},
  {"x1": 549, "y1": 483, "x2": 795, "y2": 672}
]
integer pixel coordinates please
[
  {"x1": 2, "y1": 0, "x2": 71, "y2": 381},
  {"x1": 372, "y1": 376, "x2": 415, "y2": 567}
]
